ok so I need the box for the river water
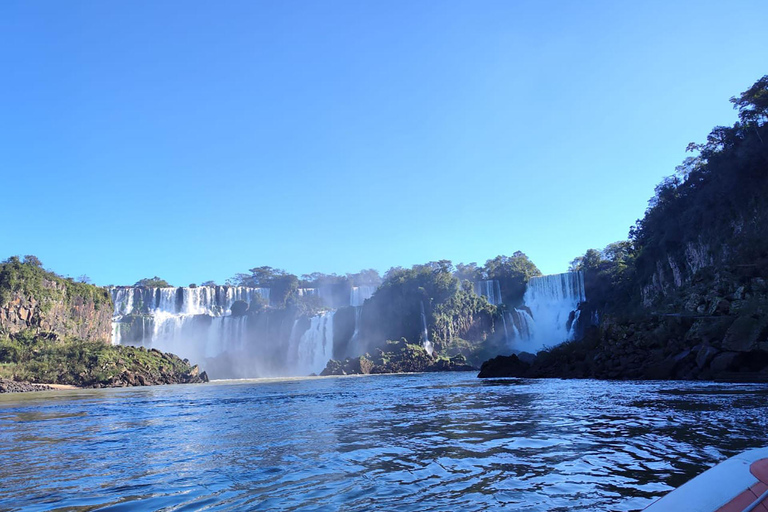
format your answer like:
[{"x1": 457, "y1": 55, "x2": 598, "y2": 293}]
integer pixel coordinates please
[{"x1": 1, "y1": 373, "x2": 767, "y2": 511}]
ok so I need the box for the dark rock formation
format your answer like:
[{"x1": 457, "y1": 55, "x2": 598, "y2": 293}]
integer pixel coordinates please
[
  {"x1": 0, "y1": 378, "x2": 53, "y2": 393},
  {"x1": 477, "y1": 354, "x2": 531, "y2": 378},
  {"x1": 321, "y1": 339, "x2": 476, "y2": 376}
]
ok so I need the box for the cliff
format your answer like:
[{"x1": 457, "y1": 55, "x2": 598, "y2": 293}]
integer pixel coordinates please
[
  {"x1": 480, "y1": 75, "x2": 768, "y2": 381},
  {"x1": 0, "y1": 257, "x2": 112, "y2": 342}
]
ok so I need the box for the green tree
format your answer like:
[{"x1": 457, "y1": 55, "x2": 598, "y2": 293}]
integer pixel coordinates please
[
  {"x1": 730, "y1": 74, "x2": 768, "y2": 127},
  {"x1": 454, "y1": 262, "x2": 482, "y2": 283},
  {"x1": 23, "y1": 255, "x2": 43, "y2": 268},
  {"x1": 482, "y1": 251, "x2": 541, "y2": 306},
  {"x1": 134, "y1": 277, "x2": 171, "y2": 287}
]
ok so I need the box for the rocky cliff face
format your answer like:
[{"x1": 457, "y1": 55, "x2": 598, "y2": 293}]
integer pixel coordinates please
[
  {"x1": 640, "y1": 240, "x2": 718, "y2": 307},
  {"x1": 479, "y1": 269, "x2": 768, "y2": 382},
  {"x1": 0, "y1": 277, "x2": 112, "y2": 343}
]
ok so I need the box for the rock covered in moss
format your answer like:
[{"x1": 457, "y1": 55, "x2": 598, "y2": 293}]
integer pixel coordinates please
[{"x1": 321, "y1": 339, "x2": 477, "y2": 376}]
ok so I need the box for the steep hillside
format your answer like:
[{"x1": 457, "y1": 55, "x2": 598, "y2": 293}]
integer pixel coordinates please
[{"x1": 0, "y1": 256, "x2": 112, "y2": 342}]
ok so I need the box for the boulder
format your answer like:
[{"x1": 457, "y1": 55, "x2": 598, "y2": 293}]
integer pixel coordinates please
[
  {"x1": 723, "y1": 316, "x2": 764, "y2": 352},
  {"x1": 696, "y1": 346, "x2": 719, "y2": 369},
  {"x1": 710, "y1": 352, "x2": 740, "y2": 372},
  {"x1": 477, "y1": 354, "x2": 530, "y2": 378}
]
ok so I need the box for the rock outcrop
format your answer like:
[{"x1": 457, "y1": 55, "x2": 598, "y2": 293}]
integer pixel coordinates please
[
  {"x1": 0, "y1": 260, "x2": 112, "y2": 342},
  {"x1": 321, "y1": 339, "x2": 476, "y2": 376}
]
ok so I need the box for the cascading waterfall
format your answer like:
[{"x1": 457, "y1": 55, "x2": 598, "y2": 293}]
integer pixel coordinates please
[
  {"x1": 474, "y1": 280, "x2": 502, "y2": 305},
  {"x1": 420, "y1": 301, "x2": 434, "y2": 356},
  {"x1": 350, "y1": 286, "x2": 376, "y2": 307},
  {"x1": 347, "y1": 306, "x2": 364, "y2": 355},
  {"x1": 110, "y1": 285, "x2": 269, "y2": 318},
  {"x1": 295, "y1": 311, "x2": 335, "y2": 376},
  {"x1": 111, "y1": 284, "x2": 344, "y2": 379},
  {"x1": 514, "y1": 271, "x2": 585, "y2": 353}
]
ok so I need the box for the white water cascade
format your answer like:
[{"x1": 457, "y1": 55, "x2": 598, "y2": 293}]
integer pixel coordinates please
[
  {"x1": 474, "y1": 280, "x2": 502, "y2": 305},
  {"x1": 514, "y1": 271, "x2": 585, "y2": 353},
  {"x1": 294, "y1": 311, "x2": 335, "y2": 376},
  {"x1": 110, "y1": 285, "x2": 349, "y2": 379},
  {"x1": 350, "y1": 286, "x2": 376, "y2": 307},
  {"x1": 420, "y1": 301, "x2": 434, "y2": 356}
]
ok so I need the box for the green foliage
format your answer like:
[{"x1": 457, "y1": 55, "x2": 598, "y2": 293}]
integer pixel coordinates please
[
  {"x1": 230, "y1": 266, "x2": 298, "y2": 307},
  {"x1": 570, "y1": 242, "x2": 637, "y2": 314},
  {"x1": 134, "y1": 276, "x2": 172, "y2": 287},
  {"x1": 572, "y1": 75, "x2": 768, "y2": 315},
  {"x1": 432, "y1": 286, "x2": 496, "y2": 350},
  {"x1": 483, "y1": 251, "x2": 542, "y2": 306},
  {"x1": 362, "y1": 261, "x2": 461, "y2": 348},
  {"x1": 730, "y1": 75, "x2": 768, "y2": 127},
  {"x1": 23, "y1": 255, "x2": 43, "y2": 267},
  {"x1": 287, "y1": 293, "x2": 326, "y2": 316},
  {"x1": 454, "y1": 262, "x2": 483, "y2": 283},
  {"x1": 0, "y1": 330, "x2": 198, "y2": 387},
  {"x1": 0, "y1": 256, "x2": 110, "y2": 310}
]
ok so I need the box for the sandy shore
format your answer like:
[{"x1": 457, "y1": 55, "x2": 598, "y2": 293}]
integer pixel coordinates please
[{"x1": 46, "y1": 384, "x2": 81, "y2": 390}]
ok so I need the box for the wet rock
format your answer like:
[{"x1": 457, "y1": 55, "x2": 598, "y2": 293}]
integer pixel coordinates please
[
  {"x1": 723, "y1": 316, "x2": 763, "y2": 352},
  {"x1": 710, "y1": 352, "x2": 740, "y2": 372},
  {"x1": 0, "y1": 378, "x2": 53, "y2": 393},
  {"x1": 230, "y1": 300, "x2": 249, "y2": 317},
  {"x1": 477, "y1": 354, "x2": 531, "y2": 378},
  {"x1": 320, "y1": 360, "x2": 345, "y2": 376},
  {"x1": 696, "y1": 346, "x2": 719, "y2": 369}
]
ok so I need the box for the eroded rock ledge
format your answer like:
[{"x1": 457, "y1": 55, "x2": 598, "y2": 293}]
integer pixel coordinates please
[{"x1": 321, "y1": 339, "x2": 476, "y2": 376}]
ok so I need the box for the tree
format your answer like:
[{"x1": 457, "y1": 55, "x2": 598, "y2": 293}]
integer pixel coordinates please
[
  {"x1": 230, "y1": 266, "x2": 298, "y2": 307},
  {"x1": 77, "y1": 275, "x2": 92, "y2": 284},
  {"x1": 454, "y1": 262, "x2": 482, "y2": 283},
  {"x1": 346, "y1": 269, "x2": 382, "y2": 286},
  {"x1": 134, "y1": 277, "x2": 171, "y2": 287},
  {"x1": 23, "y1": 255, "x2": 43, "y2": 268},
  {"x1": 470, "y1": 252, "x2": 543, "y2": 306},
  {"x1": 201, "y1": 280, "x2": 216, "y2": 287},
  {"x1": 731, "y1": 75, "x2": 768, "y2": 127}
]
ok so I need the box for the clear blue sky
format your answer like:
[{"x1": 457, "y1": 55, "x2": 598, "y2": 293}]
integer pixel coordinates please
[{"x1": 1, "y1": 0, "x2": 766, "y2": 286}]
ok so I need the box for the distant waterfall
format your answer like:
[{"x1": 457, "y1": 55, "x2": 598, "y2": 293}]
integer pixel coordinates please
[
  {"x1": 295, "y1": 311, "x2": 335, "y2": 376},
  {"x1": 474, "y1": 280, "x2": 502, "y2": 305},
  {"x1": 420, "y1": 301, "x2": 434, "y2": 356},
  {"x1": 110, "y1": 285, "x2": 270, "y2": 317},
  {"x1": 513, "y1": 271, "x2": 585, "y2": 353},
  {"x1": 350, "y1": 286, "x2": 376, "y2": 307},
  {"x1": 109, "y1": 284, "x2": 349, "y2": 379}
]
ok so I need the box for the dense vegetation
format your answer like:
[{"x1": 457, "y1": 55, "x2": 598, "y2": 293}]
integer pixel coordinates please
[
  {"x1": 134, "y1": 277, "x2": 172, "y2": 287},
  {"x1": 355, "y1": 253, "x2": 540, "y2": 363},
  {"x1": 571, "y1": 75, "x2": 768, "y2": 314},
  {"x1": 0, "y1": 256, "x2": 111, "y2": 311},
  {"x1": 479, "y1": 75, "x2": 768, "y2": 381},
  {"x1": 0, "y1": 330, "x2": 207, "y2": 387}
]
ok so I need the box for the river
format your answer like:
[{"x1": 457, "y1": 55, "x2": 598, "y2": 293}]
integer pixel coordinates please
[{"x1": 1, "y1": 373, "x2": 767, "y2": 511}]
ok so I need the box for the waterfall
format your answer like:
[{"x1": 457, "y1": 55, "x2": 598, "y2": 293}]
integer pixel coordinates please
[
  {"x1": 295, "y1": 311, "x2": 335, "y2": 375},
  {"x1": 350, "y1": 286, "x2": 376, "y2": 307},
  {"x1": 110, "y1": 285, "x2": 270, "y2": 317},
  {"x1": 474, "y1": 280, "x2": 502, "y2": 305},
  {"x1": 347, "y1": 306, "x2": 364, "y2": 355},
  {"x1": 501, "y1": 313, "x2": 510, "y2": 344},
  {"x1": 514, "y1": 271, "x2": 585, "y2": 353},
  {"x1": 420, "y1": 301, "x2": 434, "y2": 356}
]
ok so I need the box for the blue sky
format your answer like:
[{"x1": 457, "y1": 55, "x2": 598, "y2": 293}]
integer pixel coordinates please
[{"x1": 1, "y1": 0, "x2": 766, "y2": 286}]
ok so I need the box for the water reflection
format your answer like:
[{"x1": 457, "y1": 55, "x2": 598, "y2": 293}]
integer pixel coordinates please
[{"x1": 0, "y1": 375, "x2": 767, "y2": 511}]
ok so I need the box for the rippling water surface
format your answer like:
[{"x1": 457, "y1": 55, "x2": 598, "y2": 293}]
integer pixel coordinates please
[{"x1": 1, "y1": 373, "x2": 768, "y2": 511}]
